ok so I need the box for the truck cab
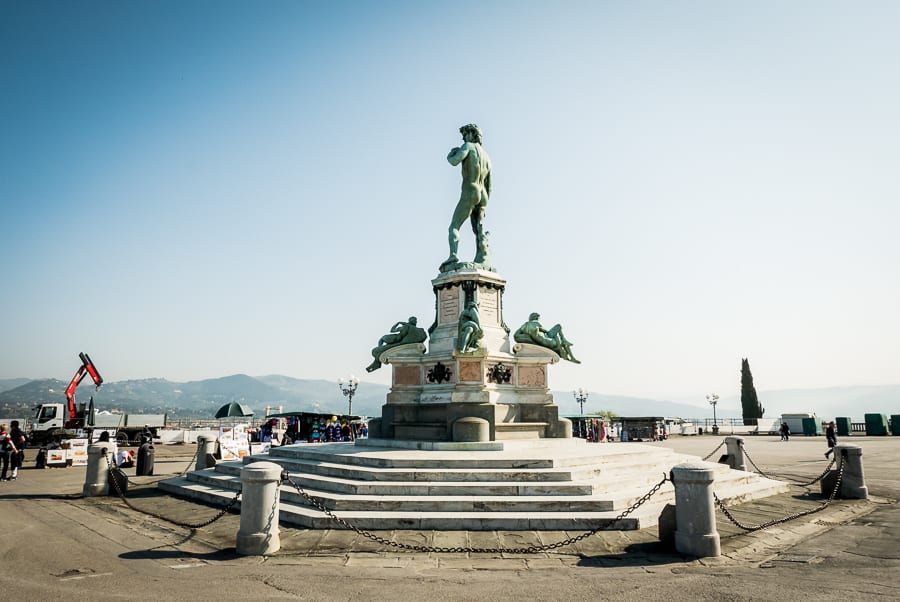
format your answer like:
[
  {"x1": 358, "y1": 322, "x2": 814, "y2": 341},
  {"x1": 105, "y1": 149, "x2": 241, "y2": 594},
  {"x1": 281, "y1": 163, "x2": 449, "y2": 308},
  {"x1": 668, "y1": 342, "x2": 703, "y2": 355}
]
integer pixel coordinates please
[{"x1": 32, "y1": 403, "x2": 66, "y2": 435}]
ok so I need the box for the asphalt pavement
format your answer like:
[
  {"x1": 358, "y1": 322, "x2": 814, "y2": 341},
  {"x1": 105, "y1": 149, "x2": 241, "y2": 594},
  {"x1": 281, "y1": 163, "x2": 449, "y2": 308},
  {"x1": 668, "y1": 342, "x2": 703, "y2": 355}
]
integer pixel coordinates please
[{"x1": 0, "y1": 435, "x2": 897, "y2": 601}]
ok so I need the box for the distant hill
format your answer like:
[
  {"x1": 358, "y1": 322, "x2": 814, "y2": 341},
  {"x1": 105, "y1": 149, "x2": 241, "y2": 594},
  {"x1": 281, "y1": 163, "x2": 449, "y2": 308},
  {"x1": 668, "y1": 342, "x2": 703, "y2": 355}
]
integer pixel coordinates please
[
  {"x1": 551, "y1": 392, "x2": 722, "y2": 419},
  {"x1": 0, "y1": 378, "x2": 31, "y2": 394},
  {"x1": 0, "y1": 374, "x2": 390, "y2": 419},
  {"x1": 1, "y1": 375, "x2": 896, "y2": 423},
  {"x1": 254, "y1": 375, "x2": 389, "y2": 416}
]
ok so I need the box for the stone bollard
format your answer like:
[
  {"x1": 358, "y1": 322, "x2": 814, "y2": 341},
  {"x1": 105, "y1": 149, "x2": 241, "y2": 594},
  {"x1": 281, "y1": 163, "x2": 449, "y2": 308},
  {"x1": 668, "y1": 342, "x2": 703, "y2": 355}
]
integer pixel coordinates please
[
  {"x1": 236, "y1": 461, "x2": 284, "y2": 555},
  {"x1": 452, "y1": 417, "x2": 490, "y2": 442},
  {"x1": 821, "y1": 444, "x2": 868, "y2": 499},
  {"x1": 195, "y1": 436, "x2": 217, "y2": 470},
  {"x1": 671, "y1": 462, "x2": 721, "y2": 557},
  {"x1": 556, "y1": 417, "x2": 574, "y2": 439},
  {"x1": 367, "y1": 418, "x2": 382, "y2": 439},
  {"x1": 83, "y1": 443, "x2": 116, "y2": 497},
  {"x1": 724, "y1": 436, "x2": 747, "y2": 471}
]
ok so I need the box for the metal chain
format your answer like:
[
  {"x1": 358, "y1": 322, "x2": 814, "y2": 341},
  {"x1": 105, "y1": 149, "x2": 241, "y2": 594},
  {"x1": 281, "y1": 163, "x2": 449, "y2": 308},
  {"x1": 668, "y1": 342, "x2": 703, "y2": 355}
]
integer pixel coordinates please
[
  {"x1": 103, "y1": 451, "x2": 241, "y2": 529},
  {"x1": 124, "y1": 444, "x2": 203, "y2": 487},
  {"x1": 714, "y1": 450, "x2": 846, "y2": 532},
  {"x1": 702, "y1": 439, "x2": 726, "y2": 461},
  {"x1": 741, "y1": 441, "x2": 835, "y2": 486},
  {"x1": 281, "y1": 472, "x2": 670, "y2": 554}
]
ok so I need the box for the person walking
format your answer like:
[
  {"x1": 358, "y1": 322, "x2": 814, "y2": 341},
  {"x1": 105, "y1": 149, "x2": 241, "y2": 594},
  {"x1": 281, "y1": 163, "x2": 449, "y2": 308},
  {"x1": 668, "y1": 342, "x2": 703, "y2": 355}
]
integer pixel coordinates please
[
  {"x1": 0, "y1": 423, "x2": 19, "y2": 481},
  {"x1": 824, "y1": 421, "x2": 838, "y2": 458},
  {"x1": 8, "y1": 420, "x2": 26, "y2": 480},
  {"x1": 780, "y1": 422, "x2": 791, "y2": 441}
]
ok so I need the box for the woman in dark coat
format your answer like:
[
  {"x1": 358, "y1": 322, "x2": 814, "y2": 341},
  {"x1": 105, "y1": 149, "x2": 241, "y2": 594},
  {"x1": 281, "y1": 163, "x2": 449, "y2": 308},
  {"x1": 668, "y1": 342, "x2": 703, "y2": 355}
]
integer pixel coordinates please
[{"x1": 824, "y1": 421, "x2": 838, "y2": 458}]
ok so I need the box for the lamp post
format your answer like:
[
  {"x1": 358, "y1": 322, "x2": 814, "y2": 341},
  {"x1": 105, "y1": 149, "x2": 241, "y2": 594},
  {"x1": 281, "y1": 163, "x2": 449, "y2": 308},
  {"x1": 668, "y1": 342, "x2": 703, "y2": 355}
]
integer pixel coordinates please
[
  {"x1": 338, "y1": 375, "x2": 360, "y2": 415},
  {"x1": 706, "y1": 393, "x2": 719, "y2": 435},
  {"x1": 573, "y1": 387, "x2": 589, "y2": 415}
]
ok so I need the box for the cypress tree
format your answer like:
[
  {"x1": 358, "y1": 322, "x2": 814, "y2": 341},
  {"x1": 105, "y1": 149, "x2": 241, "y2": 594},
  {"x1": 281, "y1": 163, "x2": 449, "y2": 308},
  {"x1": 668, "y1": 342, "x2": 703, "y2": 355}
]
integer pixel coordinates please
[{"x1": 741, "y1": 358, "x2": 765, "y2": 425}]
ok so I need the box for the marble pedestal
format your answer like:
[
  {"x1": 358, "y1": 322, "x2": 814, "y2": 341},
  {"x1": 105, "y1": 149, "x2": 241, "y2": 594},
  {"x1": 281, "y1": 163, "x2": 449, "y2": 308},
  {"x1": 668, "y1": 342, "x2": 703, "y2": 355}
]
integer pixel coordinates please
[{"x1": 372, "y1": 267, "x2": 569, "y2": 442}]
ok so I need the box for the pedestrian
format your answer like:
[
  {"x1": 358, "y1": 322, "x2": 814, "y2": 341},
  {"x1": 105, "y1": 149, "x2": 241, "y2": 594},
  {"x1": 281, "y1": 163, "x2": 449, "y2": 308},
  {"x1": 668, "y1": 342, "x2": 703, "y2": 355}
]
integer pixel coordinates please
[
  {"x1": 9, "y1": 420, "x2": 26, "y2": 480},
  {"x1": 780, "y1": 422, "x2": 791, "y2": 441},
  {"x1": 117, "y1": 449, "x2": 135, "y2": 468},
  {"x1": 115, "y1": 448, "x2": 126, "y2": 467},
  {"x1": 824, "y1": 421, "x2": 838, "y2": 458},
  {"x1": 0, "y1": 423, "x2": 19, "y2": 481}
]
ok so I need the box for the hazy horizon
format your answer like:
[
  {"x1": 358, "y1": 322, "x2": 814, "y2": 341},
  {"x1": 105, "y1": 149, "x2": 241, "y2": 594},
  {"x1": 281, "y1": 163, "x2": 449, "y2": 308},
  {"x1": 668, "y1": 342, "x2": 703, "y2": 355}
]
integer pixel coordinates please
[{"x1": 3, "y1": 2, "x2": 898, "y2": 399}]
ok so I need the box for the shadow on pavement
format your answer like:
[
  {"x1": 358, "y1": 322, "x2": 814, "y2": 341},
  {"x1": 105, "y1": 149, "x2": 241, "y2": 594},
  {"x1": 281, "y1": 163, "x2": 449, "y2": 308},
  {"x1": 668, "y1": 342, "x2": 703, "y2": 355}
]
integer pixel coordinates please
[
  {"x1": 575, "y1": 541, "x2": 686, "y2": 567},
  {"x1": 120, "y1": 548, "x2": 240, "y2": 561}
]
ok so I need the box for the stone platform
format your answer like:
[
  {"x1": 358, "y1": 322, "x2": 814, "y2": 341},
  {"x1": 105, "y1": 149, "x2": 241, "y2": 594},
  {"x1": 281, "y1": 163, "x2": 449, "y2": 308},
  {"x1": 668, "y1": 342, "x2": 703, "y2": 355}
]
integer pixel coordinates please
[{"x1": 159, "y1": 438, "x2": 788, "y2": 531}]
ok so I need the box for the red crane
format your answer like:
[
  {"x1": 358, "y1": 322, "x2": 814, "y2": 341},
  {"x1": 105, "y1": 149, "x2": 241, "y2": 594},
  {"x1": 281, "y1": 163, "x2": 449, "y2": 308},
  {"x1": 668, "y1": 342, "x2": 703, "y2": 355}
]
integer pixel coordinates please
[{"x1": 64, "y1": 352, "x2": 103, "y2": 429}]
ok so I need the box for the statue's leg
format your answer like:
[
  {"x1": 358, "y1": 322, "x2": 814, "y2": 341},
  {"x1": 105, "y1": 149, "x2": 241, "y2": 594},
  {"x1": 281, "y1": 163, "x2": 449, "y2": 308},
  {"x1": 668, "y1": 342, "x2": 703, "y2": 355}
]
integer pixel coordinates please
[
  {"x1": 366, "y1": 347, "x2": 383, "y2": 372},
  {"x1": 546, "y1": 324, "x2": 563, "y2": 341},
  {"x1": 471, "y1": 202, "x2": 488, "y2": 263},
  {"x1": 447, "y1": 223, "x2": 460, "y2": 262},
  {"x1": 547, "y1": 325, "x2": 579, "y2": 363},
  {"x1": 457, "y1": 326, "x2": 470, "y2": 353},
  {"x1": 546, "y1": 324, "x2": 572, "y2": 346},
  {"x1": 445, "y1": 199, "x2": 471, "y2": 264}
]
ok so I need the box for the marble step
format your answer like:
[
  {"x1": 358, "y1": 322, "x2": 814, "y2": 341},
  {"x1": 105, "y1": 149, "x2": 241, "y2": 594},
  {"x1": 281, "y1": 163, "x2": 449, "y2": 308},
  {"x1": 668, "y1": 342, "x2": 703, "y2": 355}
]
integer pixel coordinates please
[
  {"x1": 233, "y1": 453, "x2": 694, "y2": 484},
  {"x1": 203, "y1": 448, "x2": 752, "y2": 498},
  {"x1": 158, "y1": 440, "x2": 790, "y2": 531},
  {"x1": 159, "y1": 477, "x2": 648, "y2": 529},
  {"x1": 183, "y1": 456, "x2": 779, "y2": 511},
  {"x1": 201, "y1": 464, "x2": 597, "y2": 496},
  {"x1": 268, "y1": 443, "x2": 687, "y2": 470},
  {"x1": 159, "y1": 471, "x2": 787, "y2": 531}
]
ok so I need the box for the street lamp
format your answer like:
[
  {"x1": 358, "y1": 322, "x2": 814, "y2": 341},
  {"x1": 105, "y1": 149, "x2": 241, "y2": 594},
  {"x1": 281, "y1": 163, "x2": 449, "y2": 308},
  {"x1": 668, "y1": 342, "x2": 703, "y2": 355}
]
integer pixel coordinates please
[
  {"x1": 338, "y1": 375, "x2": 360, "y2": 415},
  {"x1": 706, "y1": 393, "x2": 719, "y2": 434},
  {"x1": 573, "y1": 387, "x2": 589, "y2": 415}
]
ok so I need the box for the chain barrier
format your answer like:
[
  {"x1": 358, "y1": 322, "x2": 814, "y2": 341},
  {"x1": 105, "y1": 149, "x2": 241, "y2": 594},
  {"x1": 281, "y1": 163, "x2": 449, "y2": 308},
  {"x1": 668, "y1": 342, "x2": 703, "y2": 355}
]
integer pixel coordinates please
[
  {"x1": 701, "y1": 439, "x2": 726, "y2": 461},
  {"x1": 124, "y1": 444, "x2": 202, "y2": 487},
  {"x1": 282, "y1": 472, "x2": 670, "y2": 554},
  {"x1": 102, "y1": 451, "x2": 241, "y2": 529},
  {"x1": 714, "y1": 449, "x2": 846, "y2": 532},
  {"x1": 740, "y1": 441, "x2": 835, "y2": 486}
]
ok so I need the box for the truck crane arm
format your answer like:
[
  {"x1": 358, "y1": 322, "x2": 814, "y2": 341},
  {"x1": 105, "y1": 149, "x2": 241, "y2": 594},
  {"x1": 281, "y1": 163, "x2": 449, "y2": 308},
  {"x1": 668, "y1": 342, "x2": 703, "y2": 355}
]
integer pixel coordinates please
[{"x1": 64, "y1": 352, "x2": 103, "y2": 424}]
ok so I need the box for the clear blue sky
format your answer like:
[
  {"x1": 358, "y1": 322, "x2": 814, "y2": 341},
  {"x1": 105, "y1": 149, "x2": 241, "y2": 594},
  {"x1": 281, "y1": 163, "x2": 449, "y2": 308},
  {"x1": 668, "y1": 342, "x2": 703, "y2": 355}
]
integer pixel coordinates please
[{"x1": 2, "y1": 1, "x2": 898, "y2": 402}]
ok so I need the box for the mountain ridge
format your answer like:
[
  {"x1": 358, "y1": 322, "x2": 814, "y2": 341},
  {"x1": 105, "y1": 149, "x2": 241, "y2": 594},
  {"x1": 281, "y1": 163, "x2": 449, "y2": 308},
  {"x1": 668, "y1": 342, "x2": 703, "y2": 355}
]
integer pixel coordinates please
[{"x1": 1, "y1": 375, "x2": 897, "y2": 422}]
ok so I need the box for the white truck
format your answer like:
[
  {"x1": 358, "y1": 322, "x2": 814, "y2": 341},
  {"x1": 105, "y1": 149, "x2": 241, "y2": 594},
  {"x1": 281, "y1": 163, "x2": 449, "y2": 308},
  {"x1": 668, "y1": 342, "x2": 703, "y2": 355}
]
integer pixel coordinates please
[
  {"x1": 29, "y1": 353, "x2": 166, "y2": 446},
  {"x1": 30, "y1": 402, "x2": 167, "y2": 446}
]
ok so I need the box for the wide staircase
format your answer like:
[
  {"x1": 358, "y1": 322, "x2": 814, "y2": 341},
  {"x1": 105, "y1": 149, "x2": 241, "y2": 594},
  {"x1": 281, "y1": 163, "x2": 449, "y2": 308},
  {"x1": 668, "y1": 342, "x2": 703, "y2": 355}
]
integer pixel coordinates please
[{"x1": 159, "y1": 438, "x2": 788, "y2": 531}]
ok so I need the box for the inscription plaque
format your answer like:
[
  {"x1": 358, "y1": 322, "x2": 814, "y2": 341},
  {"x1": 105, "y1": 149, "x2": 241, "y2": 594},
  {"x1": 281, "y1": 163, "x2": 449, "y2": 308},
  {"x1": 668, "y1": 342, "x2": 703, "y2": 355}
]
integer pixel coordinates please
[
  {"x1": 458, "y1": 360, "x2": 483, "y2": 382},
  {"x1": 478, "y1": 287, "x2": 499, "y2": 326},
  {"x1": 518, "y1": 365, "x2": 547, "y2": 387},
  {"x1": 394, "y1": 366, "x2": 421, "y2": 386},
  {"x1": 439, "y1": 288, "x2": 460, "y2": 325}
]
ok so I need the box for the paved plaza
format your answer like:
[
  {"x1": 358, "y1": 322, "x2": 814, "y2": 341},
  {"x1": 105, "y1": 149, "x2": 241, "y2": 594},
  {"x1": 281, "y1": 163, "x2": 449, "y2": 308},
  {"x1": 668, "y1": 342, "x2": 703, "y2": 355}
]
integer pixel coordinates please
[{"x1": 1, "y1": 435, "x2": 897, "y2": 601}]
